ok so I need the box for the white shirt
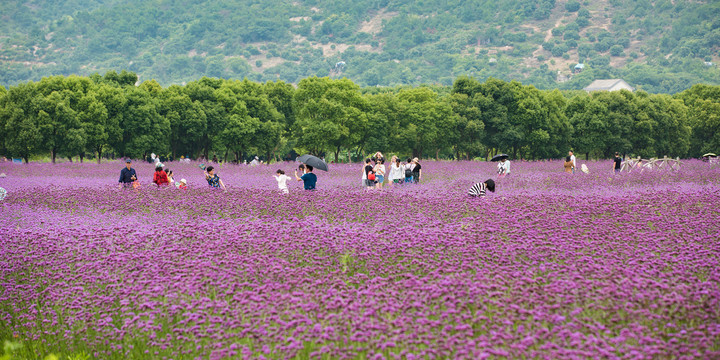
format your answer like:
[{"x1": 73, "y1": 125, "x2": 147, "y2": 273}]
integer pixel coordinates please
[
  {"x1": 374, "y1": 163, "x2": 386, "y2": 176},
  {"x1": 274, "y1": 175, "x2": 291, "y2": 190},
  {"x1": 497, "y1": 160, "x2": 510, "y2": 174},
  {"x1": 570, "y1": 154, "x2": 576, "y2": 168},
  {"x1": 389, "y1": 163, "x2": 404, "y2": 180},
  {"x1": 362, "y1": 165, "x2": 367, "y2": 180}
]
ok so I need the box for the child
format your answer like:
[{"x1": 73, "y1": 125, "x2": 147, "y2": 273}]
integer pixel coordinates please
[
  {"x1": 204, "y1": 166, "x2": 227, "y2": 191},
  {"x1": 274, "y1": 169, "x2": 292, "y2": 194},
  {"x1": 178, "y1": 178, "x2": 188, "y2": 189},
  {"x1": 165, "y1": 169, "x2": 175, "y2": 184}
]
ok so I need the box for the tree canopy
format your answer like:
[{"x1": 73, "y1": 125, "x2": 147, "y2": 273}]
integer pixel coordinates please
[{"x1": 1, "y1": 72, "x2": 715, "y2": 163}]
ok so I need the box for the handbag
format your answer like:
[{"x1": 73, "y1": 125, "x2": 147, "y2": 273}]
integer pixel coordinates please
[{"x1": 368, "y1": 172, "x2": 376, "y2": 181}]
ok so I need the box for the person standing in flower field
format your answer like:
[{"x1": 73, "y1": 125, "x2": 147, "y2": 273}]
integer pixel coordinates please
[
  {"x1": 564, "y1": 156, "x2": 574, "y2": 173},
  {"x1": 404, "y1": 158, "x2": 414, "y2": 184},
  {"x1": 294, "y1": 165, "x2": 317, "y2": 190},
  {"x1": 412, "y1": 157, "x2": 422, "y2": 183},
  {"x1": 374, "y1": 158, "x2": 386, "y2": 189},
  {"x1": 364, "y1": 159, "x2": 375, "y2": 189},
  {"x1": 118, "y1": 159, "x2": 138, "y2": 189},
  {"x1": 497, "y1": 158, "x2": 510, "y2": 177},
  {"x1": 274, "y1": 169, "x2": 292, "y2": 194},
  {"x1": 569, "y1": 150, "x2": 576, "y2": 174},
  {"x1": 204, "y1": 166, "x2": 227, "y2": 191},
  {"x1": 388, "y1": 156, "x2": 404, "y2": 187},
  {"x1": 613, "y1": 152, "x2": 622, "y2": 173}
]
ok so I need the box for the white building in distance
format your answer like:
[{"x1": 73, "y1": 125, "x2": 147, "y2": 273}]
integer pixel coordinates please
[{"x1": 583, "y1": 79, "x2": 635, "y2": 92}]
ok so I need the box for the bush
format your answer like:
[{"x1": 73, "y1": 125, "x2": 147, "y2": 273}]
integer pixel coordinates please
[
  {"x1": 610, "y1": 44, "x2": 624, "y2": 56},
  {"x1": 565, "y1": 0, "x2": 581, "y2": 12},
  {"x1": 575, "y1": 17, "x2": 590, "y2": 28},
  {"x1": 552, "y1": 44, "x2": 568, "y2": 57}
]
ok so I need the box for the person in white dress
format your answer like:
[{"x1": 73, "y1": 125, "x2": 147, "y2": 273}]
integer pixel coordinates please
[
  {"x1": 569, "y1": 150, "x2": 576, "y2": 174},
  {"x1": 274, "y1": 169, "x2": 292, "y2": 194}
]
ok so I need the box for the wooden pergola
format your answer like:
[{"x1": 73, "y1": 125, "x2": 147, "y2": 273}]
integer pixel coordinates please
[{"x1": 621, "y1": 156, "x2": 682, "y2": 172}]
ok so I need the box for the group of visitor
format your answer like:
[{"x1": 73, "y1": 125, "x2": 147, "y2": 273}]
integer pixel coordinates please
[{"x1": 362, "y1": 152, "x2": 422, "y2": 189}]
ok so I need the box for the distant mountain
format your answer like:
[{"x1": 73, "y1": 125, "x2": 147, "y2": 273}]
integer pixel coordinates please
[{"x1": 1, "y1": 0, "x2": 719, "y2": 93}]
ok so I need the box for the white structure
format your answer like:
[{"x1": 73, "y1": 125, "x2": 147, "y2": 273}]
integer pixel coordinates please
[{"x1": 583, "y1": 79, "x2": 634, "y2": 92}]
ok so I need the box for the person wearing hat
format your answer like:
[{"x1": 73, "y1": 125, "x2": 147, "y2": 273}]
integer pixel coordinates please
[
  {"x1": 411, "y1": 157, "x2": 422, "y2": 184},
  {"x1": 468, "y1": 179, "x2": 495, "y2": 197},
  {"x1": 178, "y1": 178, "x2": 188, "y2": 190},
  {"x1": 118, "y1": 159, "x2": 138, "y2": 189}
]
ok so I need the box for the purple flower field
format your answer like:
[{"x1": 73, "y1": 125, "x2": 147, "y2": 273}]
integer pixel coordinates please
[{"x1": 1, "y1": 160, "x2": 719, "y2": 359}]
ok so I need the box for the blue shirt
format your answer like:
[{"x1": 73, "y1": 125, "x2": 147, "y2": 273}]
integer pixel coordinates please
[
  {"x1": 301, "y1": 173, "x2": 317, "y2": 190},
  {"x1": 119, "y1": 167, "x2": 137, "y2": 183}
]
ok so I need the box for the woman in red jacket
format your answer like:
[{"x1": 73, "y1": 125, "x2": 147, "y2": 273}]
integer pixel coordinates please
[{"x1": 153, "y1": 165, "x2": 169, "y2": 186}]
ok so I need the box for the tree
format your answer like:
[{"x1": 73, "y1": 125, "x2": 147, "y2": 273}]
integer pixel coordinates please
[
  {"x1": 676, "y1": 84, "x2": 720, "y2": 156},
  {"x1": 159, "y1": 86, "x2": 207, "y2": 159},
  {"x1": 395, "y1": 87, "x2": 454, "y2": 159},
  {"x1": 93, "y1": 84, "x2": 126, "y2": 163},
  {"x1": 118, "y1": 82, "x2": 169, "y2": 158},
  {"x1": 293, "y1": 77, "x2": 368, "y2": 161},
  {"x1": 566, "y1": 94, "x2": 609, "y2": 160}
]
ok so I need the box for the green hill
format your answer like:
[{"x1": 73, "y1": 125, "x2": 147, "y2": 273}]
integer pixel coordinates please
[{"x1": 1, "y1": 0, "x2": 719, "y2": 92}]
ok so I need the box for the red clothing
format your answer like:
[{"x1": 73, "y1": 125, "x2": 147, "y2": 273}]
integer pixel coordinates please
[{"x1": 153, "y1": 170, "x2": 169, "y2": 186}]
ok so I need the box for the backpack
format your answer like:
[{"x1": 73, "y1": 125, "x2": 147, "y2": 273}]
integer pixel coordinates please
[{"x1": 405, "y1": 168, "x2": 412, "y2": 178}]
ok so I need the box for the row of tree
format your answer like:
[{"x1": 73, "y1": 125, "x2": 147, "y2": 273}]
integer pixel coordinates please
[{"x1": 1, "y1": 71, "x2": 718, "y2": 163}]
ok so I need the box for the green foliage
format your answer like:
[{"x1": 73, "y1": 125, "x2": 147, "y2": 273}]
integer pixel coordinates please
[{"x1": 0, "y1": 72, "x2": 715, "y2": 162}]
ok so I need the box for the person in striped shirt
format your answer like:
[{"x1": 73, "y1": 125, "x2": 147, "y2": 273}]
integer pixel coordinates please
[{"x1": 469, "y1": 179, "x2": 495, "y2": 197}]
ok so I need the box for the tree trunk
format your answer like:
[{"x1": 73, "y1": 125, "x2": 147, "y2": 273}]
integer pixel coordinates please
[
  {"x1": 51, "y1": 149, "x2": 57, "y2": 164},
  {"x1": 97, "y1": 147, "x2": 103, "y2": 164},
  {"x1": 68, "y1": 156, "x2": 73, "y2": 163},
  {"x1": 80, "y1": 153, "x2": 85, "y2": 163},
  {"x1": 223, "y1": 149, "x2": 229, "y2": 163},
  {"x1": 23, "y1": 156, "x2": 29, "y2": 164},
  {"x1": 585, "y1": 152, "x2": 589, "y2": 161},
  {"x1": 334, "y1": 146, "x2": 341, "y2": 163},
  {"x1": 435, "y1": 149, "x2": 440, "y2": 161}
]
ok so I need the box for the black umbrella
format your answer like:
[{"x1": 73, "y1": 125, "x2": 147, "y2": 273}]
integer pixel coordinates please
[
  {"x1": 490, "y1": 154, "x2": 509, "y2": 162},
  {"x1": 297, "y1": 154, "x2": 329, "y2": 172}
]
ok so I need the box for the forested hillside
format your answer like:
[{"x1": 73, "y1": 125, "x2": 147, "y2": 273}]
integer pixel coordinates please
[{"x1": 1, "y1": 0, "x2": 719, "y2": 92}]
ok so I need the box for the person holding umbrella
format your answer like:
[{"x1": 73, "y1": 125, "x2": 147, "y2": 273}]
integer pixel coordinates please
[
  {"x1": 295, "y1": 154, "x2": 328, "y2": 190},
  {"x1": 294, "y1": 165, "x2": 317, "y2": 190},
  {"x1": 492, "y1": 154, "x2": 510, "y2": 177}
]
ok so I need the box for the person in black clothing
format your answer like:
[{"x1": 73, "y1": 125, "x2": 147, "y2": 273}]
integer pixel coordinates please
[
  {"x1": 412, "y1": 157, "x2": 422, "y2": 183},
  {"x1": 364, "y1": 158, "x2": 375, "y2": 188},
  {"x1": 118, "y1": 159, "x2": 137, "y2": 188},
  {"x1": 613, "y1": 152, "x2": 622, "y2": 173}
]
